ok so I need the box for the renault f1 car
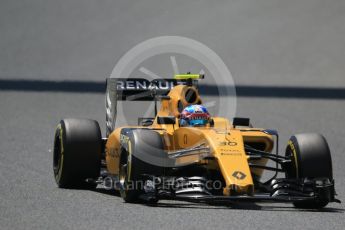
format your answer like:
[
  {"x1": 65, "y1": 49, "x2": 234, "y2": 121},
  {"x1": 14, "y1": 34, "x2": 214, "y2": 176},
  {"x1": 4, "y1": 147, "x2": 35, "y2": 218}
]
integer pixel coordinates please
[{"x1": 53, "y1": 74, "x2": 340, "y2": 209}]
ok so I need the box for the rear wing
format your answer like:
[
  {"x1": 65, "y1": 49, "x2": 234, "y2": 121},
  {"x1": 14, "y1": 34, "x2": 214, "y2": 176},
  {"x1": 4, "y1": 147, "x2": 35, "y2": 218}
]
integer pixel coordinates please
[
  {"x1": 105, "y1": 74, "x2": 204, "y2": 136},
  {"x1": 106, "y1": 74, "x2": 204, "y2": 101}
]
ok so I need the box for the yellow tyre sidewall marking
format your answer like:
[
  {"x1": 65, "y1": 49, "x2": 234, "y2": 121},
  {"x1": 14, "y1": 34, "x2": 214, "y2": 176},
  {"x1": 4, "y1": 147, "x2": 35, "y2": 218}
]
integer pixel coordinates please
[
  {"x1": 288, "y1": 140, "x2": 299, "y2": 177},
  {"x1": 127, "y1": 140, "x2": 132, "y2": 182},
  {"x1": 120, "y1": 164, "x2": 127, "y2": 199}
]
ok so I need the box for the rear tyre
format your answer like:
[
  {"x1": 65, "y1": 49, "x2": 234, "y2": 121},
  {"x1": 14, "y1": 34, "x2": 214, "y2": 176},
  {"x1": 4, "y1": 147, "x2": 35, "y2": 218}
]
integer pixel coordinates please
[
  {"x1": 118, "y1": 129, "x2": 167, "y2": 203},
  {"x1": 53, "y1": 119, "x2": 102, "y2": 189},
  {"x1": 285, "y1": 133, "x2": 333, "y2": 209}
]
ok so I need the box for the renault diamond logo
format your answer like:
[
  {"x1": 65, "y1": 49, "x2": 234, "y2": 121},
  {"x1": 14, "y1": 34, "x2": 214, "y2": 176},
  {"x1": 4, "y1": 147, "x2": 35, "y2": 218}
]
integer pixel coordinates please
[{"x1": 232, "y1": 171, "x2": 246, "y2": 180}]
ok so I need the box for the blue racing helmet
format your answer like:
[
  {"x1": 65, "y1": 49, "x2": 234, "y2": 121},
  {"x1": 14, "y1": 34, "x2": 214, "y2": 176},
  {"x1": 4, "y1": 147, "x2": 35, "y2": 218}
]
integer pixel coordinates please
[{"x1": 180, "y1": 104, "x2": 210, "y2": 126}]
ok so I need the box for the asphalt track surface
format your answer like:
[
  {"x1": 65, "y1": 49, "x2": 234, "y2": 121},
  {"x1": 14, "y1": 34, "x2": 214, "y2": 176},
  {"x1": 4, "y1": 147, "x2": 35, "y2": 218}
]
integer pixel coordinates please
[{"x1": 1, "y1": 1, "x2": 345, "y2": 229}]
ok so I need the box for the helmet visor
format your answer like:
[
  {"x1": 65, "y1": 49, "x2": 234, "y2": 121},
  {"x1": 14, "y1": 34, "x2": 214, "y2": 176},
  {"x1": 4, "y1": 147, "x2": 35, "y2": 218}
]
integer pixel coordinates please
[{"x1": 188, "y1": 119, "x2": 208, "y2": 126}]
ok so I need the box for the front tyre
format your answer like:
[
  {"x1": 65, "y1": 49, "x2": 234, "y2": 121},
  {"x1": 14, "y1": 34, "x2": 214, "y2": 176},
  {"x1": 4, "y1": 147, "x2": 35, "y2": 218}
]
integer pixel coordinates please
[
  {"x1": 118, "y1": 129, "x2": 167, "y2": 203},
  {"x1": 285, "y1": 133, "x2": 333, "y2": 209},
  {"x1": 53, "y1": 119, "x2": 102, "y2": 189}
]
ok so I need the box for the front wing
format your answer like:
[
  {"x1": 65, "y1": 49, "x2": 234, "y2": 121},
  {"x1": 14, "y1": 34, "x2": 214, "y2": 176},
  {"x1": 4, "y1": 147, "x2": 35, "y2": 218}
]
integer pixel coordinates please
[{"x1": 139, "y1": 176, "x2": 340, "y2": 205}]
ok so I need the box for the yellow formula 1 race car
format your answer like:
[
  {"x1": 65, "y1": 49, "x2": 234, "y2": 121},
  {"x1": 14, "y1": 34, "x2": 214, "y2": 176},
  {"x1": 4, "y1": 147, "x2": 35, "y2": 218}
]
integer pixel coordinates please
[{"x1": 53, "y1": 74, "x2": 340, "y2": 209}]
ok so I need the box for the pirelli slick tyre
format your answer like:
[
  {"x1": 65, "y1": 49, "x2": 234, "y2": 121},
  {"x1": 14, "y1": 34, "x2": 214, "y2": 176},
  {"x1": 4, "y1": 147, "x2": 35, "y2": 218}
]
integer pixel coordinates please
[
  {"x1": 118, "y1": 129, "x2": 166, "y2": 203},
  {"x1": 53, "y1": 119, "x2": 102, "y2": 189},
  {"x1": 285, "y1": 133, "x2": 333, "y2": 209}
]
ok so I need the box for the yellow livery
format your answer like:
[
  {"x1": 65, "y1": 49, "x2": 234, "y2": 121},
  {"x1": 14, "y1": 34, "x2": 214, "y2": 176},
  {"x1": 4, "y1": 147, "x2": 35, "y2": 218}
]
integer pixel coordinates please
[{"x1": 53, "y1": 74, "x2": 339, "y2": 209}]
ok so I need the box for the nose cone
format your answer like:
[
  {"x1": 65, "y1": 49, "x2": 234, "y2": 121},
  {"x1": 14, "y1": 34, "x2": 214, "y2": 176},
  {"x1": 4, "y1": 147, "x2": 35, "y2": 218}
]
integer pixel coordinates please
[{"x1": 211, "y1": 130, "x2": 254, "y2": 196}]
